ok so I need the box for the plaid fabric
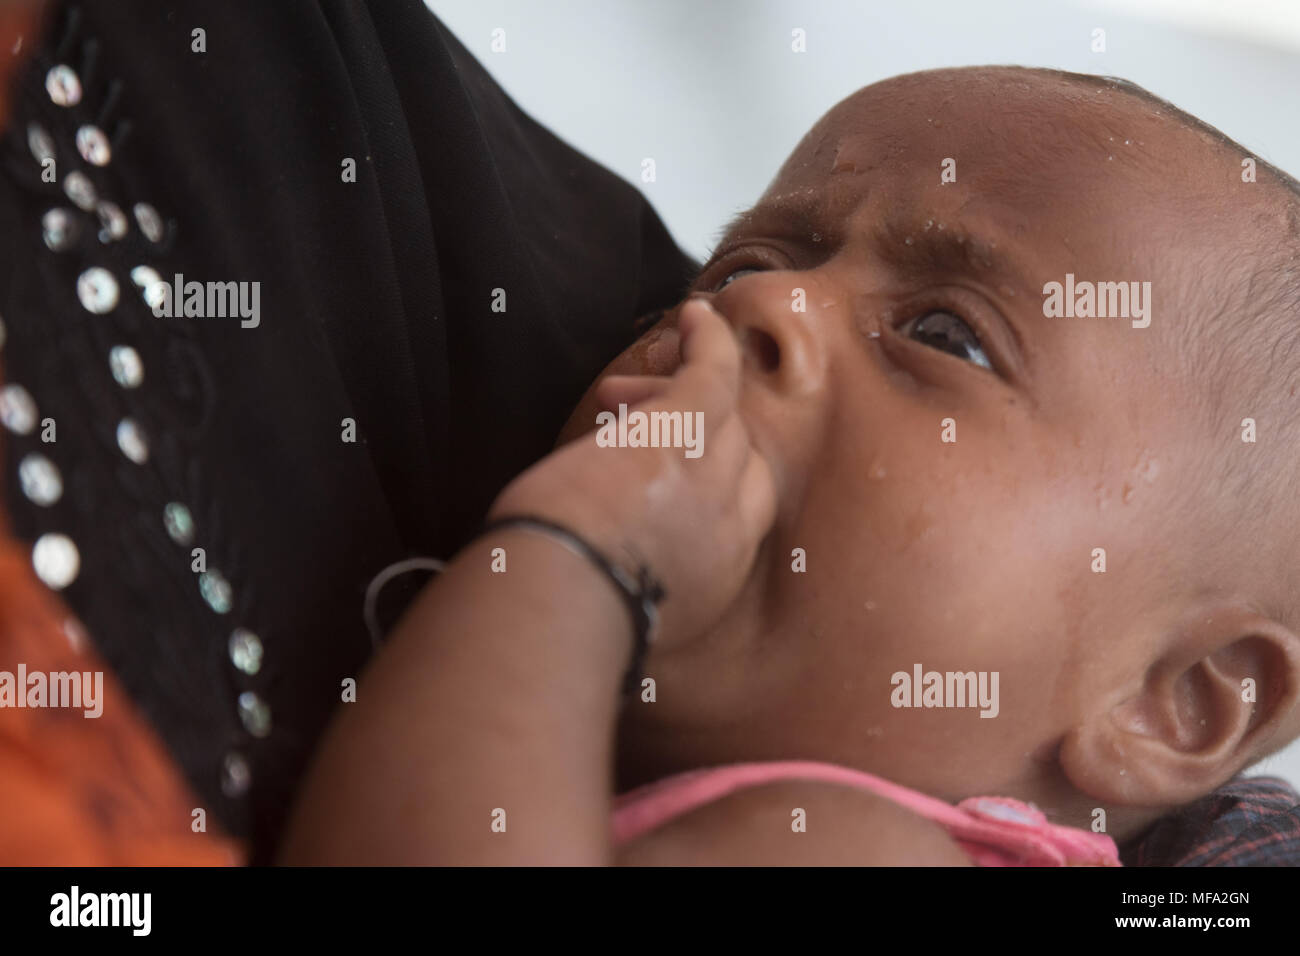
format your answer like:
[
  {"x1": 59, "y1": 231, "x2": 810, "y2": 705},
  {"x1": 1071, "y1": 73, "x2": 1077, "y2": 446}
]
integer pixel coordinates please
[{"x1": 1121, "y1": 775, "x2": 1300, "y2": 866}]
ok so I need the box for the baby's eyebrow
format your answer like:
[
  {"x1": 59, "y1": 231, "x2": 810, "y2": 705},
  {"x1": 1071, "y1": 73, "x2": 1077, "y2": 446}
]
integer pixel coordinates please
[
  {"x1": 711, "y1": 195, "x2": 835, "y2": 260},
  {"x1": 716, "y1": 200, "x2": 1034, "y2": 297},
  {"x1": 870, "y1": 214, "x2": 1032, "y2": 293}
]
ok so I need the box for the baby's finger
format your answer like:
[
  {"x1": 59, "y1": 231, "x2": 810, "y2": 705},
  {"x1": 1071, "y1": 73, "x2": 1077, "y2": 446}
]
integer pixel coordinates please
[
  {"x1": 674, "y1": 297, "x2": 742, "y2": 423},
  {"x1": 593, "y1": 374, "x2": 672, "y2": 412}
]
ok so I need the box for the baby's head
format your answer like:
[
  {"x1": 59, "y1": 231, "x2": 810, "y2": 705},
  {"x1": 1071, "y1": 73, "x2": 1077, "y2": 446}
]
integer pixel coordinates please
[{"x1": 563, "y1": 66, "x2": 1300, "y2": 843}]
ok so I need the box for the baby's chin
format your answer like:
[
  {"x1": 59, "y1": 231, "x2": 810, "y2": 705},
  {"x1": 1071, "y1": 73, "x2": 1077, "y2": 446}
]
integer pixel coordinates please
[{"x1": 555, "y1": 318, "x2": 682, "y2": 447}]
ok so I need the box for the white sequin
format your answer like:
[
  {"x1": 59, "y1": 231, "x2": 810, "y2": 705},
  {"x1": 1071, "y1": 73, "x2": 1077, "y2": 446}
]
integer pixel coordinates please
[
  {"x1": 26, "y1": 123, "x2": 55, "y2": 165},
  {"x1": 63, "y1": 171, "x2": 97, "y2": 211},
  {"x1": 221, "y1": 752, "x2": 251, "y2": 797},
  {"x1": 77, "y1": 267, "x2": 119, "y2": 314},
  {"x1": 133, "y1": 203, "x2": 164, "y2": 244},
  {"x1": 163, "y1": 502, "x2": 195, "y2": 545},
  {"x1": 42, "y1": 207, "x2": 79, "y2": 251},
  {"x1": 108, "y1": 345, "x2": 143, "y2": 388},
  {"x1": 237, "y1": 691, "x2": 272, "y2": 738},
  {"x1": 115, "y1": 417, "x2": 149, "y2": 463},
  {"x1": 200, "y1": 569, "x2": 233, "y2": 614},
  {"x1": 95, "y1": 201, "x2": 128, "y2": 242},
  {"x1": 0, "y1": 384, "x2": 37, "y2": 434},
  {"x1": 18, "y1": 453, "x2": 62, "y2": 506},
  {"x1": 130, "y1": 265, "x2": 169, "y2": 312},
  {"x1": 107, "y1": 343, "x2": 143, "y2": 390},
  {"x1": 75, "y1": 125, "x2": 111, "y2": 166},
  {"x1": 144, "y1": 283, "x2": 168, "y2": 314},
  {"x1": 228, "y1": 628, "x2": 263, "y2": 675},
  {"x1": 130, "y1": 265, "x2": 162, "y2": 288},
  {"x1": 45, "y1": 64, "x2": 82, "y2": 107},
  {"x1": 32, "y1": 533, "x2": 80, "y2": 589}
]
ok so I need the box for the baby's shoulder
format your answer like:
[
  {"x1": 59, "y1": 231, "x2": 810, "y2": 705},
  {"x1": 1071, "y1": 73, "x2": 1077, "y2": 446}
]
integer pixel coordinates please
[{"x1": 614, "y1": 777, "x2": 972, "y2": 866}]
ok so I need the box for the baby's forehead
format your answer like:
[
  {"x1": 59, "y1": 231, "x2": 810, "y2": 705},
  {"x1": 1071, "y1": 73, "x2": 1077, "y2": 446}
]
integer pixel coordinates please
[
  {"x1": 753, "y1": 69, "x2": 1257, "y2": 302},
  {"x1": 808, "y1": 69, "x2": 1180, "y2": 161},
  {"x1": 777, "y1": 70, "x2": 1214, "y2": 208}
]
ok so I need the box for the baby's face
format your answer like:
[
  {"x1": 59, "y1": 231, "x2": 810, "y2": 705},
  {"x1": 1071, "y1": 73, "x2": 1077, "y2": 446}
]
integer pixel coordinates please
[{"x1": 562, "y1": 68, "x2": 1273, "y2": 818}]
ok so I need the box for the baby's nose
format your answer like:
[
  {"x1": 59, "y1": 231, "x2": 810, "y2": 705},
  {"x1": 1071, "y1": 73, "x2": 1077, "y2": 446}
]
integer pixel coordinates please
[{"x1": 702, "y1": 273, "x2": 829, "y2": 397}]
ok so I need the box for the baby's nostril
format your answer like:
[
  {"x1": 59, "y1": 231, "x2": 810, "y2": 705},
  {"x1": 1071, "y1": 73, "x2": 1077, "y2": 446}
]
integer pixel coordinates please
[{"x1": 741, "y1": 327, "x2": 780, "y2": 374}]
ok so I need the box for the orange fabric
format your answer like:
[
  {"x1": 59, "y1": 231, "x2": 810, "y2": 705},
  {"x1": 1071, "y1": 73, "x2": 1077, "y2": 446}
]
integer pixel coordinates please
[{"x1": 0, "y1": 536, "x2": 245, "y2": 865}]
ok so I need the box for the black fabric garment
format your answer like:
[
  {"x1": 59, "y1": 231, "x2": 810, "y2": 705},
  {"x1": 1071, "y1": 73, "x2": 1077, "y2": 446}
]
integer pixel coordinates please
[{"x1": 0, "y1": 0, "x2": 697, "y2": 860}]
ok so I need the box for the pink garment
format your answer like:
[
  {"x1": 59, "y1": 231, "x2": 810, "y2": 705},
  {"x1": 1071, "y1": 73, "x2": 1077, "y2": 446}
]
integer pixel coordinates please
[{"x1": 612, "y1": 760, "x2": 1121, "y2": 866}]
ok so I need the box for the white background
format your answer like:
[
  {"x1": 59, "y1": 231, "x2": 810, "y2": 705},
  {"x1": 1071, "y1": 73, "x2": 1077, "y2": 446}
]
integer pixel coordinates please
[{"x1": 429, "y1": 0, "x2": 1300, "y2": 788}]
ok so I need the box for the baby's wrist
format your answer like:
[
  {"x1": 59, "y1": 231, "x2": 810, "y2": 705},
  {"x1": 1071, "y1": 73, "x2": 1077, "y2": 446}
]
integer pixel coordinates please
[{"x1": 468, "y1": 514, "x2": 665, "y2": 697}]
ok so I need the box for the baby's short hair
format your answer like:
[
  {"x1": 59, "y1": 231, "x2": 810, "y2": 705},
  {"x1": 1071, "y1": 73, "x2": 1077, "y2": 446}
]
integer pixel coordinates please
[
  {"x1": 1031, "y1": 70, "x2": 1300, "y2": 631},
  {"x1": 1111, "y1": 81, "x2": 1300, "y2": 527},
  {"x1": 1067, "y1": 73, "x2": 1300, "y2": 767}
]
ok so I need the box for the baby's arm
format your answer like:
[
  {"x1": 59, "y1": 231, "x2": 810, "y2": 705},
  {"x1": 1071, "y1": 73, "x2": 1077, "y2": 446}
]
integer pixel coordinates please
[
  {"x1": 280, "y1": 299, "x2": 776, "y2": 864},
  {"x1": 278, "y1": 527, "x2": 631, "y2": 864}
]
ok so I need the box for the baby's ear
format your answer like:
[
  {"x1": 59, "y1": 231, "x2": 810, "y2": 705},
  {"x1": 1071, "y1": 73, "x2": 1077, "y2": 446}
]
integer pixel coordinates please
[{"x1": 1059, "y1": 612, "x2": 1300, "y2": 806}]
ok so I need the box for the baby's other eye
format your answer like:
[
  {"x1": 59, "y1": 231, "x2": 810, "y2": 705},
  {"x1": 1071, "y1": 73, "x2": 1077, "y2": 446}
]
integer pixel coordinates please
[
  {"x1": 900, "y1": 310, "x2": 992, "y2": 370},
  {"x1": 713, "y1": 266, "x2": 763, "y2": 291}
]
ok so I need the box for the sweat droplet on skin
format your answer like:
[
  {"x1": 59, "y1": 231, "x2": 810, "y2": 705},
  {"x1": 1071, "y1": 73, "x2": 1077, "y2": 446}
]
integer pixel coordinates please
[
  {"x1": 1137, "y1": 455, "x2": 1160, "y2": 484},
  {"x1": 1094, "y1": 481, "x2": 1111, "y2": 510}
]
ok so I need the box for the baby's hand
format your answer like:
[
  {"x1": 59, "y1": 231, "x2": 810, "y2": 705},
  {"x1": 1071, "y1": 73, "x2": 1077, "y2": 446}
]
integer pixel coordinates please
[{"x1": 487, "y1": 297, "x2": 778, "y2": 649}]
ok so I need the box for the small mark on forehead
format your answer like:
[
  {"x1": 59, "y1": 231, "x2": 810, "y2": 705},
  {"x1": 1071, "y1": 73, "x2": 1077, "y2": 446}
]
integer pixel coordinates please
[{"x1": 831, "y1": 140, "x2": 874, "y2": 176}]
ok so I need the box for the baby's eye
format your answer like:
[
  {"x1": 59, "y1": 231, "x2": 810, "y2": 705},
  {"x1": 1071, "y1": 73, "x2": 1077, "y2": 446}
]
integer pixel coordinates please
[
  {"x1": 900, "y1": 310, "x2": 992, "y2": 370},
  {"x1": 713, "y1": 267, "x2": 762, "y2": 291}
]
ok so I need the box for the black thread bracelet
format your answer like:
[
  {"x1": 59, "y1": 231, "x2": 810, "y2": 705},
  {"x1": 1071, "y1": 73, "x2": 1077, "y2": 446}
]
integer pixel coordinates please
[{"x1": 475, "y1": 515, "x2": 666, "y2": 699}]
